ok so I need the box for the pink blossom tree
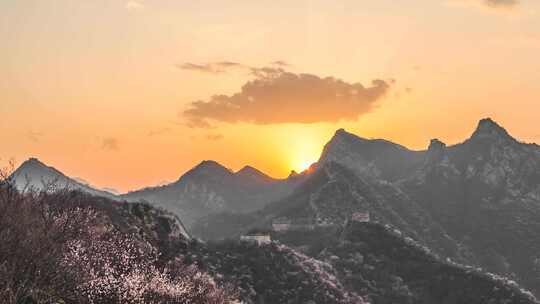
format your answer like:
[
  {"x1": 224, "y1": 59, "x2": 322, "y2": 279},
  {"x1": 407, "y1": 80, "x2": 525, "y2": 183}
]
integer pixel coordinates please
[{"x1": 0, "y1": 168, "x2": 236, "y2": 304}]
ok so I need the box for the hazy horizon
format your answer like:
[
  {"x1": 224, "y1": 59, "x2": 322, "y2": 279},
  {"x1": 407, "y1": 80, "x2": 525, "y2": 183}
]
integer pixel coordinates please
[
  {"x1": 6, "y1": 117, "x2": 534, "y2": 194},
  {"x1": 2, "y1": 0, "x2": 540, "y2": 192}
]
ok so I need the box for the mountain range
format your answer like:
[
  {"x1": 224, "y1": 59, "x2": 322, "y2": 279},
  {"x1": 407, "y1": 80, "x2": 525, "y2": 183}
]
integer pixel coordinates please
[
  {"x1": 10, "y1": 158, "x2": 306, "y2": 228},
  {"x1": 192, "y1": 118, "x2": 540, "y2": 297},
  {"x1": 120, "y1": 161, "x2": 306, "y2": 227},
  {"x1": 9, "y1": 117, "x2": 540, "y2": 300}
]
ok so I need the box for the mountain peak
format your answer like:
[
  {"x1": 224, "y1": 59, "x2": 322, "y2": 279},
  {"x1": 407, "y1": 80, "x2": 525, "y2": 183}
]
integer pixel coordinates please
[
  {"x1": 332, "y1": 128, "x2": 367, "y2": 141},
  {"x1": 19, "y1": 157, "x2": 47, "y2": 169},
  {"x1": 237, "y1": 165, "x2": 258, "y2": 173},
  {"x1": 196, "y1": 160, "x2": 229, "y2": 170},
  {"x1": 428, "y1": 138, "x2": 446, "y2": 151},
  {"x1": 181, "y1": 160, "x2": 233, "y2": 181},
  {"x1": 477, "y1": 118, "x2": 503, "y2": 130},
  {"x1": 288, "y1": 170, "x2": 299, "y2": 178},
  {"x1": 470, "y1": 118, "x2": 514, "y2": 142},
  {"x1": 14, "y1": 157, "x2": 62, "y2": 177},
  {"x1": 11, "y1": 158, "x2": 89, "y2": 193},
  {"x1": 235, "y1": 165, "x2": 271, "y2": 181},
  {"x1": 425, "y1": 139, "x2": 447, "y2": 163},
  {"x1": 335, "y1": 128, "x2": 348, "y2": 136}
]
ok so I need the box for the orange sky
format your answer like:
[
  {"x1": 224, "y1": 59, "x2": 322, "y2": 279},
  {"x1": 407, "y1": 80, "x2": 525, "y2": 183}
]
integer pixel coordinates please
[{"x1": 1, "y1": 0, "x2": 539, "y2": 192}]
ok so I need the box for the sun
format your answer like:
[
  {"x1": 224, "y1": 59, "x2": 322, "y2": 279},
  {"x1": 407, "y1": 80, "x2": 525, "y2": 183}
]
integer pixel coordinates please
[
  {"x1": 293, "y1": 158, "x2": 316, "y2": 173},
  {"x1": 289, "y1": 141, "x2": 319, "y2": 173},
  {"x1": 282, "y1": 127, "x2": 327, "y2": 175}
]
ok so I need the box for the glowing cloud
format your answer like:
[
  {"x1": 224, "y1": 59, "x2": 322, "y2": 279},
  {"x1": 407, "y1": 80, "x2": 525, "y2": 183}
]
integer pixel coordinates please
[{"x1": 183, "y1": 68, "x2": 391, "y2": 128}]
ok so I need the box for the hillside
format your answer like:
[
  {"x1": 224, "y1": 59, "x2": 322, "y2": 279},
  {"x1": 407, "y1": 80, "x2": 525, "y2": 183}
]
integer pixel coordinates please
[
  {"x1": 192, "y1": 162, "x2": 470, "y2": 263},
  {"x1": 185, "y1": 240, "x2": 365, "y2": 304},
  {"x1": 272, "y1": 222, "x2": 538, "y2": 304},
  {"x1": 0, "y1": 175, "x2": 363, "y2": 303}
]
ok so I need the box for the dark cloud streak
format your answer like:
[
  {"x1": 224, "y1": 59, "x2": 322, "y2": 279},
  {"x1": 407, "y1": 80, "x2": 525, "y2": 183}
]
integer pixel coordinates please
[
  {"x1": 177, "y1": 60, "x2": 291, "y2": 74},
  {"x1": 206, "y1": 134, "x2": 224, "y2": 141},
  {"x1": 176, "y1": 61, "x2": 245, "y2": 74},
  {"x1": 101, "y1": 137, "x2": 119, "y2": 151},
  {"x1": 270, "y1": 60, "x2": 291, "y2": 67},
  {"x1": 484, "y1": 0, "x2": 519, "y2": 8},
  {"x1": 147, "y1": 127, "x2": 171, "y2": 137},
  {"x1": 27, "y1": 131, "x2": 44, "y2": 143}
]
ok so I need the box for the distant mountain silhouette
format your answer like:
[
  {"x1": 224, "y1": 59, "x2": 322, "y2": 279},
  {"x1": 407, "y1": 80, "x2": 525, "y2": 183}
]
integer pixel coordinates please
[
  {"x1": 121, "y1": 160, "x2": 305, "y2": 227},
  {"x1": 9, "y1": 158, "x2": 306, "y2": 228},
  {"x1": 235, "y1": 165, "x2": 274, "y2": 183},
  {"x1": 10, "y1": 158, "x2": 117, "y2": 199}
]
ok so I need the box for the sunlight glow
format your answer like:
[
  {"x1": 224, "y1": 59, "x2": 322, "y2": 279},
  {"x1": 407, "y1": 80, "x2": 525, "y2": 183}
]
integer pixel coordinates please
[
  {"x1": 289, "y1": 136, "x2": 321, "y2": 173},
  {"x1": 293, "y1": 159, "x2": 316, "y2": 173}
]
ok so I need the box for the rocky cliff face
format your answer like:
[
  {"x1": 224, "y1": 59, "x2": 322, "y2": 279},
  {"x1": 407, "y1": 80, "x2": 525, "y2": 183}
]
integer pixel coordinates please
[
  {"x1": 313, "y1": 118, "x2": 540, "y2": 297},
  {"x1": 401, "y1": 118, "x2": 540, "y2": 296}
]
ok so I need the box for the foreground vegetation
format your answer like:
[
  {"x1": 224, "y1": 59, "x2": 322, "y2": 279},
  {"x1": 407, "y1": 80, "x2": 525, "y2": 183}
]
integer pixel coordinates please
[{"x1": 0, "y1": 170, "x2": 236, "y2": 304}]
